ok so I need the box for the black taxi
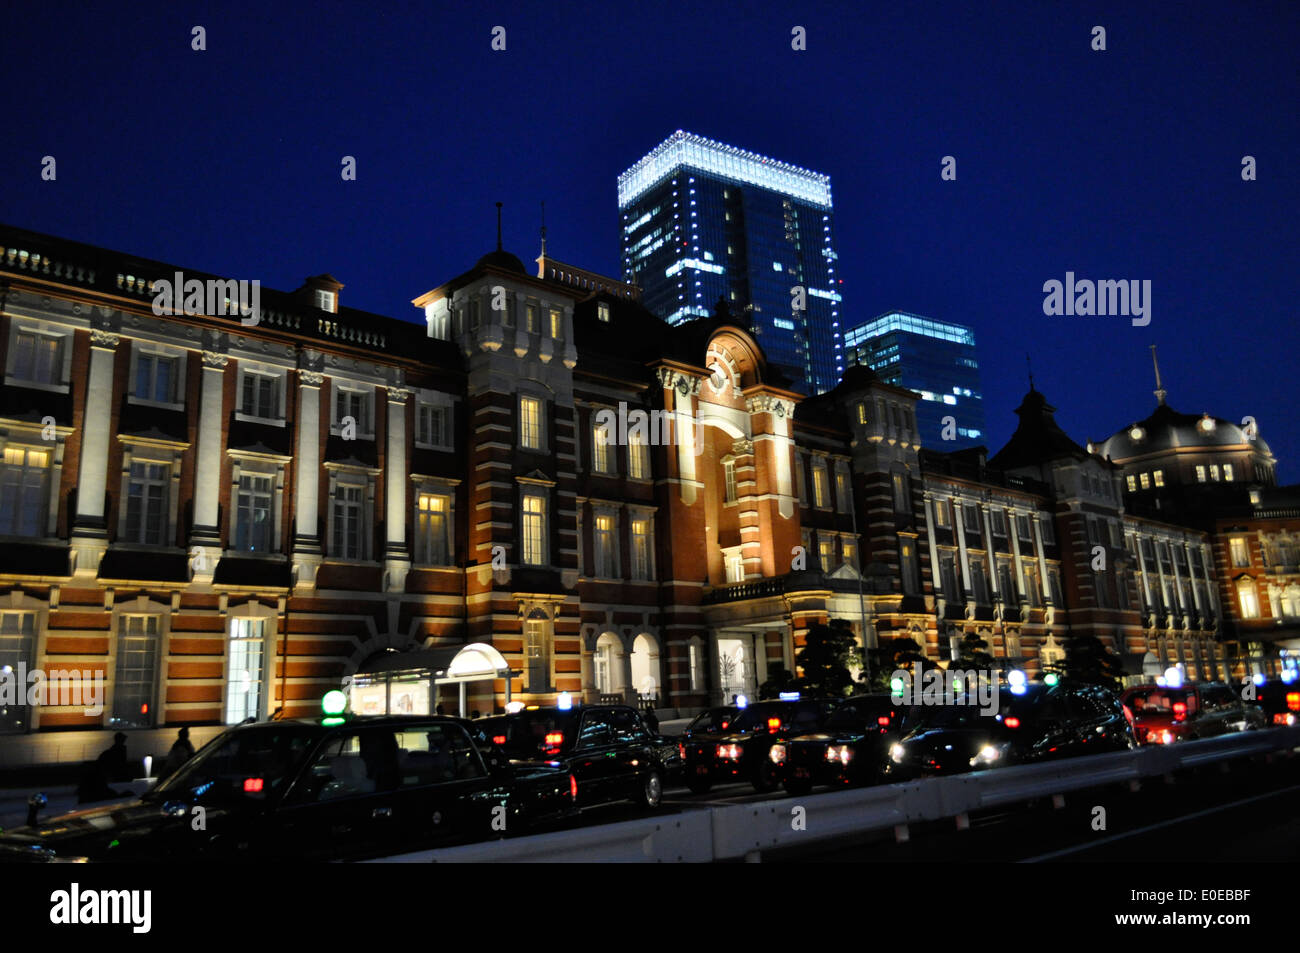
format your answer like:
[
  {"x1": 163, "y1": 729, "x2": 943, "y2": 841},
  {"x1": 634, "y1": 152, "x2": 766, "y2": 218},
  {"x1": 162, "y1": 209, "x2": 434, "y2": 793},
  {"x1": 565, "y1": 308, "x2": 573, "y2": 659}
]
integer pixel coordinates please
[
  {"x1": 0, "y1": 715, "x2": 576, "y2": 863},
  {"x1": 770, "y1": 693, "x2": 911, "y2": 795},
  {"x1": 681, "y1": 697, "x2": 839, "y2": 793},
  {"x1": 475, "y1": 703, "x2": 681, "y2": 810}
]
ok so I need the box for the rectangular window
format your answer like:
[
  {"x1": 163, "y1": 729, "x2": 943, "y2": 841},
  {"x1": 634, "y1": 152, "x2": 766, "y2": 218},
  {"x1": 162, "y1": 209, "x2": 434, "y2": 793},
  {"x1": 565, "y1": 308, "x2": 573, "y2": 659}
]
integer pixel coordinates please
[
  {"x1": 314, "y1": 289, "x2": 336, "y2": 312},
  {"x1": 856, "y1": 402, "x2": 867, "y2": 424},
  {"x1": 991, "y1": 509, "x2": 1008, "y2": 537},
  {"x1": 818, "y1": 539, "x2": 833, "y2": 569},
  {"x1": 940, "y1": 555, "x2": 960, "y2": 600},
  {"x1": 331, "y1": 483, "x2": 364, "y2": 559},
  {"x1": 592, "y1": 421, "x2": 612, "y2": 473},
  {"x1": 900, "y1": 540, "x2": 920, "y2": 595},
  {"x1": 112, "y1": 615, "x2": 160, "y2": 728},
  {"x1": 235, "y1": 473, "x2": 274, "y2": 553},
  {"x1": 1209, "y1": 464, "x2": 1220, "y2": 482},
  {"x1": 893, "y1": 473, "x2": 910, "y2": 514},
  {"x1": 1127, "y1": 474, "x2": 1137, "y2": 491},
  {"x1": 0, "y1": 447, "x2": 50, "y2": 537},
  {"x1": 1139, "y1": 472, "x2": 1150, "y2": 490},
  {"x1": 1109, "y1": 521, "x2": 1122, "y2": 547},
  {"x1": 594, "y1": 514, "x2": 618, "y2": 578},
  {"x1": 1087, "y1": 518, "x2": 1100, "y2": 544},
  {"x1": 525, "y1": 620, "x2": 550, "y2": 691},
  {"x1": 933, "y1": 499, "x2": 950, "y2": 528},
  {"x1": 1153, "y1": 469, "x2": 1165, "y2": 487},
  {"x1": 525, "y1": 304, "x2": 539, "y2": 334},
  {"x1": 723, "y1": 461, "x2": 737, "y2": 503},
  {"x1": 1230, "y1": 537, "x2": 1250, "y2": 568},
  {"x1": 417, "y1": 404, "x2": 451, "y2": 449},
  {"x1": 415, "y1": 493, "x2": 450, "y2": 566},
  {"x1": 835, "y1": 470, "x2": 850, "y2": 512},
  {"x1": 549, "y1": 308, "x2": 563, "y2": 339},
  {"x1": 1238, "y1": 580, "x2": 1260, "y2": 619},
  {"x1": 963, "y1": 502, "x2": 980, "y2": 532},
  {"x1": 124, "y1": 462, "x2": 169, "y2": 545},
  {"x1": 1040, "y1": 516, "x2": 1055, "y2": 545},
  {"x1": 520, "y1": 397, "x2": 542, "y2": 450},
  {"x1": 1195, "y1": 465, "x2": 1206, "y2": 483},
  {"x1": 226, "y1": 618, "x2": 267, "y2": 724},
  {"x1": 334, "y1": 388, "x2": 371, "y2": 435},
  {"x1": 689, "y1": 642, "x2": 701, "y2": 692},
  {"x1": 12, "y1": 331, "x2": 62, "y2": 385},
  {"x1": 813, "y1": 465, "x2": 829, "y2": 508},
  {"x1": 0, "y1": 612, "x2": 36, "y2": 732},
  {"x1": 629, "y1": 431, "x2": 650, "y2": 480},
  {"x1": 134, "y1": 353, "x2": 178, "y2": 404},
  {"x1": 725, "y1": 552, "x2": 744, "y2": 583},
  {"x1": 522, "y1": 493, "x2": 546, "y2": 566},
  {"x1": 1223, "y1": 463, "x2": 1234, "y2": 481},
  {"x1": 241, "y1": 372, "x2": 281, "y2": 420},
  {"x1": 842, "y1": 541, "x2": 856, "y2": 568},
  {"x1": 631, "y1": 519, "x2": 652, "y2": 580},
  {"x1": 1016, "y1": 514, "x2": 1032, "y2": 541},
  {"x1": 597, "y1": 302, "x2": 610, "y2": 323}
]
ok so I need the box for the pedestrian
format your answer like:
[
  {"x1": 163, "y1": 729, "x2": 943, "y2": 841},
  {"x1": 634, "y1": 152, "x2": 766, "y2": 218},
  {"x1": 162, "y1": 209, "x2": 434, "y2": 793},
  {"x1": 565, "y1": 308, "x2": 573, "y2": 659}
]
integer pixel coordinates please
[
  {"x1": 435, "y1": 704, "x2": 445, "y2": 716},
  {"x1": 470, "y1": 709, "x2": 481, "y2": 720},
  {"x1": 643, "y1": 706, "x2": 659, "y2": 733},
  {"x1": 102, "y1": 732, "x2": 131, "y2": 782},
  {"x1": 159, "y1": 727, "x2": 196, "y2": 779}
]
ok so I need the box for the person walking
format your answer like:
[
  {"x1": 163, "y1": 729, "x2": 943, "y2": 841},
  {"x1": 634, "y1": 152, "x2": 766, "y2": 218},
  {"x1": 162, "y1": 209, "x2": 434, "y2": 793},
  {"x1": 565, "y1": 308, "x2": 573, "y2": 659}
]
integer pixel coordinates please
[{"x1": 159, "y1": 727, "x2": 196, "y2": 779}]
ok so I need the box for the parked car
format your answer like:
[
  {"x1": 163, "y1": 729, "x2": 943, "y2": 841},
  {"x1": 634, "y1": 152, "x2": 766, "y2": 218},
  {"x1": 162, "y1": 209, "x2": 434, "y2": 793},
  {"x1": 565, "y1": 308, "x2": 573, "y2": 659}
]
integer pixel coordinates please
[
  {"x1": 474, "y1": 704, "x2": 680, "y2": 809},
  {"x1": 0, "y1": 716, "x2": 576, "y2": 863},
  {"x1": 885, "y1": 680, "x2": 1136, "y2": 778},
  {"x1": 680, "y1": 698, "x2": 839, "y2": 794},
  {"x1": 770, "y1": 694, "x2": 912, "y2": 795},
  {"x1": 1122, "y1": 681, "x2": 1266, "y2": 744},
  {"x1": 1249, "y1": 679, "x2": 1300, "y2": 727},
  {"x1": 679, "y1": 706, "x2": 739, "y2": 740}
]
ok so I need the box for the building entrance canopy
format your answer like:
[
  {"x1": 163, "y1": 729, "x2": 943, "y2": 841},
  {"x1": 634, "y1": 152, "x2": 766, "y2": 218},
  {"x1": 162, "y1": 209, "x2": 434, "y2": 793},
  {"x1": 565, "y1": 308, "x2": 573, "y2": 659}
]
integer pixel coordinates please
[{"x1": 346, "y1": 642, "x2": 512, "y2": 716}]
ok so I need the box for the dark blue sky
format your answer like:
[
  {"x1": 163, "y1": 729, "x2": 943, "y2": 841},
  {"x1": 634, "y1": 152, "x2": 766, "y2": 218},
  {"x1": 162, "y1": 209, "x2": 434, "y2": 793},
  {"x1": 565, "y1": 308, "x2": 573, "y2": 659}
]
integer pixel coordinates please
[{"x1": 3, "y1": 1, "x2": 1296, "y2": 476}]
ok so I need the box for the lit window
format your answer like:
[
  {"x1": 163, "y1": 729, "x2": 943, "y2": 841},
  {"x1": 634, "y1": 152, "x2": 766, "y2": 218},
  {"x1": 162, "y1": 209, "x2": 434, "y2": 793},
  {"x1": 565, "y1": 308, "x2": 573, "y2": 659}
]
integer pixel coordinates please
[
  {"x1": 597, "y1": 302, "x2": 611, "y2": 323},
  {"x1": 1237, "y1": 579, "x2": 1260, "y2": 619},
  {"x1": 595, "y1": 514, "x2": 618, "y2": 578},
  {"x1": 525, "y1": 620, "x2": 550, "y2": 691},
  {"x1": 933, "y1": 499, "x2": 951, "y2": 528},
  {"x1": 592, "y1": 421, "x2": 613, "y2": 473},
  {"x1": 629, "y1": 431, "x2": 650, "y2": 480},
  {"x1": 0, "y1": 612, "x2": 37, "y2": 732},
  {"x1": 689, "y1": 642, "x2": 701, "y2": 691},
  {"x1": 856, "y1": 402, "x2": 867, "y2": 424},
  {"x1": 415, "y1": 493, "x2": 451, "y2": 566},
  {"x1": 1223, "y1": 463, "x2": 1234, "y2": 482},
  {"x1": 525, "y1": 304, "x2": 539, "y2": 334},
  {"x1": 0, "y1": 447, "x2": 50, "y2": 537},
  {"x1": 522, "y1": 493, "x2": 547, "y2": 566},
  {"x1": 111, "y1": 615, "x2": 160, "y2": 729},
  {"x1": 813, "y1": 464, "x2": 829, "y2": 508},
  {"x1": 1139, "y1": 473, "x2": 1150, "y2": 490},
  {"x1": 1230, "y1": 537, "x2": 1250, "y2": 568},
  {"x1": 550, "y1": 308, "x2": 563, "y2": 339},
  {"x1": 835, "y1": 470, "x2": 850, "y2": 512},
  {"x1": 226, "y1": 618, "x2": 267, "y2": 724},
  {"x1": 842, "y1": 541, "x2": 856, "y2": 568},
  {"x1": 1153, "y1": 469, "x2": 1165, "y2": 487},
  {"x1": 124, "y1": 462, "x2": 169, "y2": 545},
  {"x1": 1127, "y1": 474, "x2": 1137, "y2": 491},
  {"x1": 725, "y1": 551, "x2": 744, "y2": 583},
  {"x1": 1209, "y1": 464, "x2": 1220, "y2": 482},
  {"x1": 1195, "y1": 465, "x2": 1206, "y2": 483},
  {"x1": 723, "y1": 461, "x2": 737, "y2": 503},
  {"x1": 631, "y1": 518, "x2": 652, "y2": 580},
  {"x1": 519, "y1": 397, "x2": 542, "y2": 450},
  {"x1": 314, "y1": 289, "x2": 336, "y2": 313}
]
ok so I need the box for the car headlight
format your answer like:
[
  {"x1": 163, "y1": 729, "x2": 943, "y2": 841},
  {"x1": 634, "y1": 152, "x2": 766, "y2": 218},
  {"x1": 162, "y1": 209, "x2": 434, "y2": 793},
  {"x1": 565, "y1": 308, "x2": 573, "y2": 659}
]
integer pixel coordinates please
[
  {"x1": 717, "y1": 743, "x2": 741, "y2": 760},
  {"x1": 970, "y1": 744, "x2": 1003, "y2": 767},
  {"x1": 769, "y1": 744, "x2": 786, "y2": 764},
  {"x1": 890, "y1": 743, "x2": 906, "y2": 763},
  {"x1": 825, "y1": 745, "x2": 852, "y2": 765}
]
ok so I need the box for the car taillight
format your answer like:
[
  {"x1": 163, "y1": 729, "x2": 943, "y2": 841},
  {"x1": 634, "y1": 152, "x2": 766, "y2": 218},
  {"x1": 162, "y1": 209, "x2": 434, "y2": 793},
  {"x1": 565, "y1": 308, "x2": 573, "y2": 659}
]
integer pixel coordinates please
[
  {"x1": 1004, "y1": 717, "x2": 1020, "y2": 729},
  {"x1": 1173, "y1": 702, "x2": 1187, "y2": 721},
  {"x1": 717, "y1": 743, "x2": 741, "y2": 760},
  {"x1": 678, "y1": 743, "x2": 686, "y2": 759},
  {"x1": 877, "y1": 716, "x2": 891, "y2": 727},
  {"x1": 569, "y1": 774, "x2": 578, "y2": 799},
  {"x1": 1287, "y1": 692, "x2": 1300, "y2": 712},
  {"x1": 720, "y1": 721, "x2": 729, "y2": 730},
  {"x1": 243, "y1": 778, "x2": 264, "y2": 793},
  {"x1": 493, "y1": 735, "x2": 506, "y2": 745},
  {"x1": 767, "y1": 717, "x2": 781, "y2": 733},
  {"x1": 545, "y1": 732, "x2": 564, "y2": 745}
]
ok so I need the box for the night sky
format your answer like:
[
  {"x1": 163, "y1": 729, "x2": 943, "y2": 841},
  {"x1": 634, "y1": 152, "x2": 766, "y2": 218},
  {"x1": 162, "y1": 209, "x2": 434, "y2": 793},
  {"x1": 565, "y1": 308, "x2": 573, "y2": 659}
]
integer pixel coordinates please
[{"x1": 3, "y1": 1, "x2": 1296, "y2": 476}]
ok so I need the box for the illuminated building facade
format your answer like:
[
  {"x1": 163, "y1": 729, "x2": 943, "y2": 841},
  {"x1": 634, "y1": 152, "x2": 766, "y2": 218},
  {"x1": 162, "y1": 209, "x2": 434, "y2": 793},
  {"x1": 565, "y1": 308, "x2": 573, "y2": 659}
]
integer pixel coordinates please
[
  {"x1": 618, "y1": 131, "x2": 842, "y2": 396},
  {"x1": 844, "y1": 310, "x2": 987, "y2": 449}
]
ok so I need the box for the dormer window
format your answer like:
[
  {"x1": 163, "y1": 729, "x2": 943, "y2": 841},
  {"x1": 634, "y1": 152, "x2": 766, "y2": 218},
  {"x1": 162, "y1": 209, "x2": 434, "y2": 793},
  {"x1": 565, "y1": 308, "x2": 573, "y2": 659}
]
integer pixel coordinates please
[
  {"x1": 314, "y1": 289, "x2": 336, "y2": 313},
  {"x1": 597, "y1": 302, "x2": 611, "y2": 323}
]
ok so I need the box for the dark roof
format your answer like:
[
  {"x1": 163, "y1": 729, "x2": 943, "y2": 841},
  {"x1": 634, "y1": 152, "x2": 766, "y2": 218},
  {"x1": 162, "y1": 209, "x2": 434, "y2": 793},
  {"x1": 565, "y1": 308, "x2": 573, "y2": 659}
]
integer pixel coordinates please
[
  {"x1": 473, "y1": 249, "x2": 527, "y2": 275},
  {"x1": 98, "y1": 549, "x2": 189, "y2": 583},
  {"x1": 1098, "y1": 402, "x2": 1271, "y2": 460},
  {"x1": 989, "y1": 388, "x2": 1092, "y2": 470}
]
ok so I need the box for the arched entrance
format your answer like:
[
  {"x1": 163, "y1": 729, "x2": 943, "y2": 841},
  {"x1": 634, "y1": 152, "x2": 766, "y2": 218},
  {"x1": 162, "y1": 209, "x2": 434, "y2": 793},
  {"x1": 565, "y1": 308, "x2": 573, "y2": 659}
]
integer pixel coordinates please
[{"x1": 631, "y1": 633, "x2": 661, "y2": 704}]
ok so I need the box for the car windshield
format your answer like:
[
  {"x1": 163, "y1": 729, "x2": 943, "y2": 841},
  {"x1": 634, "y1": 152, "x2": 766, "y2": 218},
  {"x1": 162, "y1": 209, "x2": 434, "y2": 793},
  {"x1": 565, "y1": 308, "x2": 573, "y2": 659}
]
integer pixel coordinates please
[
  {"x1": 689, "y1": 708, "x2": 738, "y2": 733},
  {"x1": 824, "y1": 697, "x2": 907, "y2": 730},
  {"x1": 146, "y1": 725, "x2": 318, "y2": 805},
  {"x1": 1126, "y1": 687, "x2": 1197, "y2": 714},
  {"x1": 477, "y1": 711, "x2": 580, "y2": 758},
  {"x1": 730, "y1": 701, "x2": 817, "y2": 732}
]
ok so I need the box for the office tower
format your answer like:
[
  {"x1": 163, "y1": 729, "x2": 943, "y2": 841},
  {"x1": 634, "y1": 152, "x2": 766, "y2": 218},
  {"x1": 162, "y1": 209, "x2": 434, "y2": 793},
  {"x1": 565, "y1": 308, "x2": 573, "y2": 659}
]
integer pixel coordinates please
[
  {"x1": 618, "y1": 130, "x2": 842, "y2": 394},
  {"x1": 844, "y1": 310, "x2": 987, "y2": 448}
]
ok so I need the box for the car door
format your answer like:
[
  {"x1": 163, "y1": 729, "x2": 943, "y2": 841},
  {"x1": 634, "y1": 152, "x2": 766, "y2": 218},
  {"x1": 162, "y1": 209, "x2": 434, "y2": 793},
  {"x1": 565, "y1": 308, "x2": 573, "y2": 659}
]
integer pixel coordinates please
[
  {"x1": 388, "y1": 723, "x2": 499, "y2": 848},
  {"x1": 275, "y1": 728, "x2": 404, "y2": 861},
  {"x1": 606, "y1": 707, "x2": 653, "y2": 797},
  {"x1": 571, "y1": 709, "x2": 617, "y2": 806}
]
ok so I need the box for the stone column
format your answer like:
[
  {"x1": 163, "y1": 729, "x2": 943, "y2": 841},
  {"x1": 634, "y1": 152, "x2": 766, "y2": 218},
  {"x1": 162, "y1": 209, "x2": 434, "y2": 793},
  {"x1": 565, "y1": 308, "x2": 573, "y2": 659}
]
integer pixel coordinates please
[
  {"x1": 618, "y1": 642, "x2": 634, "y2": 705},
  {"x1": 384, "y1": 386, "x2": 411, "y2": 592},
  {"x1": 70, "y1": 328, "x2": 119, "y2": 576},
  {"x1": 292, "y1": 368, "x2": 324, "y2": 589},
  {"x1": 189, "y1": 346, "x2": 228, "y2": 581}
]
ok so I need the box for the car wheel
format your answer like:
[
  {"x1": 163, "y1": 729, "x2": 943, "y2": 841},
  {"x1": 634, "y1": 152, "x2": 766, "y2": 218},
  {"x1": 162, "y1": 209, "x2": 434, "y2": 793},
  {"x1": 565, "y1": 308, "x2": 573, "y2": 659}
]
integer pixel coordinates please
[
  {"x1": 783, "y1": 777, "x2": 812, "y2": 797},
  {"x1": 637, "y1": 770, "x2": 664, "y2": 809},
  {"x1": 687, "y1": 774, "x2": 712, "y2": 794}
]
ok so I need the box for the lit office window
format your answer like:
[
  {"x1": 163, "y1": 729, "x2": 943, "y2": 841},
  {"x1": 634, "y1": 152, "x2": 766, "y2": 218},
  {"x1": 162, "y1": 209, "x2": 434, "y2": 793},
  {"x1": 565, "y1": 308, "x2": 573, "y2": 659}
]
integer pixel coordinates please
[
  {"x1": 111, "y1": 615, "x2": 160, "y2": 728},
  {"x1": 226, "y1": 618, "x2": 268, "y2": 724},
  {"x1": 522, "y1": 493, "x2": 547, "y2": 566},
  {"x1": 415, "y1": 493, "x2": 450, "y2": 565},
  {"x1": 0, "y1": 447, "x2": 50, "y2": 537},
  {"x1": 520, "y1": 397, "x2": 542, "y2": 450}
]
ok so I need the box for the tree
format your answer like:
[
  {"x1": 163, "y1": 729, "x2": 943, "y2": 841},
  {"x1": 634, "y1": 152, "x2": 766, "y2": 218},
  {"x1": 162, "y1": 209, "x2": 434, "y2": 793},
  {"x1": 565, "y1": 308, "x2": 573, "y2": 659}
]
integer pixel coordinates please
[
  {"x1": 1060, "y1": 634, "x2": 1126, "y2": 691},
  {"x1": 953, "y1": 632, "x2": 995, "y2": 672},
  {"x1": 795, "y1": 619, "x2": 859, "y2": 698},
  {"x1": 861, "y1": 636, "x2": 942, "y2": 692},
  {"x1": 758, "y1": 661, "x2": 796, "y2": 700}
]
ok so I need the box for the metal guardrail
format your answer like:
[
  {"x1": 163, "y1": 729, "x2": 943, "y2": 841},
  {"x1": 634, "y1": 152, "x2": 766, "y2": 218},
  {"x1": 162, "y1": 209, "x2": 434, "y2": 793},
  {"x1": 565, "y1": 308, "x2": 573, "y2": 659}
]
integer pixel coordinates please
[{"x1": 365, "y1": 726, "x2": 1300, "y2": 863}]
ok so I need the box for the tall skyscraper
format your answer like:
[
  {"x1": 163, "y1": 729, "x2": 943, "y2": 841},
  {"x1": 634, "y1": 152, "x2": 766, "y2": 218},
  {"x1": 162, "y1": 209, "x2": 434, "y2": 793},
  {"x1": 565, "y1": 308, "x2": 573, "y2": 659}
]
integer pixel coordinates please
[
  {"x1": 618, "y1": 130, "x2": 842, "y2": 395},
  {"x1": 844, "y1": 310, "x2": 987, "y2": 449}
]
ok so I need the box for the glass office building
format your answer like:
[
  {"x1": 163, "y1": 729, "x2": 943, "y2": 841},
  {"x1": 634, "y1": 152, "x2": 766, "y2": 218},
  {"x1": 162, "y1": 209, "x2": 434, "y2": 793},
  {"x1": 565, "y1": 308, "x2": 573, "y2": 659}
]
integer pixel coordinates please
[
  {"x1": 844, "y1": 311, "x2": 987, "y2": 449},
  {"x1": 618, "y1": 131, "x2": 842, "y2": 395}
]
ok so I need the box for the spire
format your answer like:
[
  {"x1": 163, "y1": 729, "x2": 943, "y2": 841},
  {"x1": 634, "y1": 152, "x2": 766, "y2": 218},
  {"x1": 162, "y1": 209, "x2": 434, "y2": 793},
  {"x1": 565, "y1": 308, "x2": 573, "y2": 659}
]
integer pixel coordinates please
[
  {"x1": 495, "y1": 202, "x2": 503, "y2": 252},
  {"x1": 540, "y1": 201, "x2": 547, "y2": 258},
  {"x1": 1025, "y1": 353, "x2": 1035, "y2": 392},
  {"x1": 1150, "y1": 344, "x2": 1167, "y2": 405}
]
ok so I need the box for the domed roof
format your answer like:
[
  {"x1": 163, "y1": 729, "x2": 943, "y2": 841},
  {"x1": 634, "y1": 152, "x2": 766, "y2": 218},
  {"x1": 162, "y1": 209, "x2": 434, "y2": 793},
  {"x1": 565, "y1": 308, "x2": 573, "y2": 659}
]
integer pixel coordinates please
[
  {"x1": 1098, "y1": 402, "x2": 1271, "y2": 460},
  {"x1": 474, "y1": 249, "x2": 527, "y2": 274}
]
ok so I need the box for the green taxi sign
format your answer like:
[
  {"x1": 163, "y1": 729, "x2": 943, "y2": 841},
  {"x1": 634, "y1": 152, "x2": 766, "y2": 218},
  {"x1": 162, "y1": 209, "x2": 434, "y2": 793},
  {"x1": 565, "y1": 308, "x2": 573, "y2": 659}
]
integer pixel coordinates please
[{"x1": 322, "y1": 690, "x2": 347, "y2": 716}]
